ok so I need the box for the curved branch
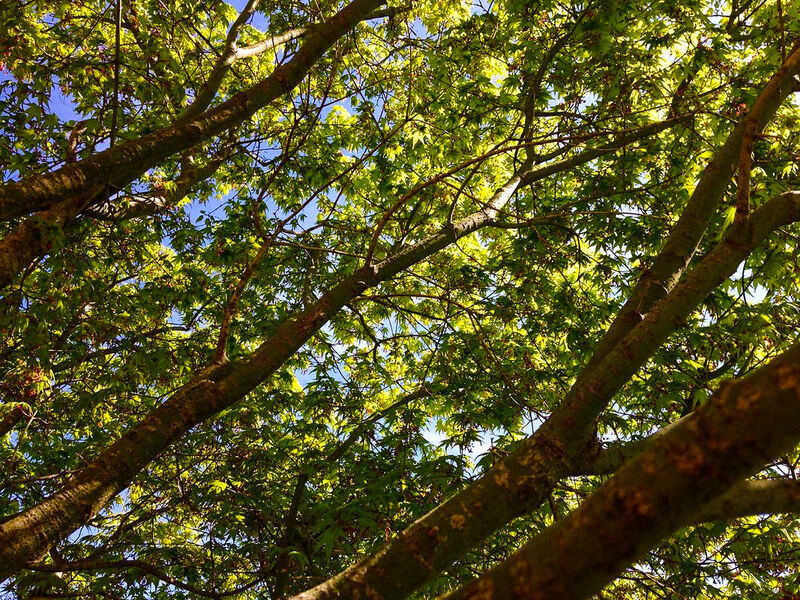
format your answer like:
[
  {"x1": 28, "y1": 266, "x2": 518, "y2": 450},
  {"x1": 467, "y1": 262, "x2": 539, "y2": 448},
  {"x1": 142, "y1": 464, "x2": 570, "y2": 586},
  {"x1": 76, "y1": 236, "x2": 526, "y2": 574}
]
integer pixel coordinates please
[
  {"x1": 579, "y1": 421, "x2": 800, "y2": 522},
  {"x1": 288, "y1": 186, "x2": 800, "y2": 600},
  {"x1": 180, "y1": 4, "x2": 410, "y2": 121},
  {"x1": 364, "y1": 117, "x2": 678, "y2": 265},
  {"x1": 178, "y1": 0, "x2": 264, "y2": 121},
  {"x1": 26, "y1": 559, "x2": 220, "y2": 598},
  {"x1": 85, "y1": 154, "x2": 225, "y2": 221},
  {"x1": 0, "y1": 0, "x2": 387, "y2": 222}
]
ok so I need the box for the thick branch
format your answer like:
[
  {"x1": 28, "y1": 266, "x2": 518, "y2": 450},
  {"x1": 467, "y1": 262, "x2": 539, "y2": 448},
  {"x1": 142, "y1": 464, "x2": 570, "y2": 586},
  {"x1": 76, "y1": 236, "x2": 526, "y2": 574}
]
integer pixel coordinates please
[
  {"x1": 576, "y1": 415, "x2": 690, "y2": 476},
  {"x1": 580, "y1": 44, "x2": 800, "y2": 375},
  {"x1": 286, "y1": 177, "x2": 800, "y2": 600},
  {"x1": 180, "y1": 4, "x2": 409, "y2": 121},
  {"x1": 579, "y1": 422, "x2": 800, "y2": 522},
  {"x1": 85, "y1": 155, "x2": 225, "y2": 221},
  {"x1": 0, "y1": 0, "x2": 386, "y2": 221},
  {"x1": 443, "y1": 344, "x2": 800, "y2": 600},
  {"x1": 553, "y1": 190, "x2": 800, "y2": 437},
  {"x1": 0, "y1": 152, "x2": 225, "y2": 288},
  {"x1": 0, "y1": 405, "x2": 26, "y2": 437},
  {"x1": 0, "y1": 171, "x2": 520, "y2": 580},
  {"x1": 0, "y1": 187, "x2": 103, "y2": 290},
  {"x1": 178, "y1": 0, "x2": 264, "y2": 120},
  {"x1": 696, "y1": 478, "x2": 800, "y2": 522},
  {"x1": 0, "y1": 0, "x2": 386, "y2": 291}
]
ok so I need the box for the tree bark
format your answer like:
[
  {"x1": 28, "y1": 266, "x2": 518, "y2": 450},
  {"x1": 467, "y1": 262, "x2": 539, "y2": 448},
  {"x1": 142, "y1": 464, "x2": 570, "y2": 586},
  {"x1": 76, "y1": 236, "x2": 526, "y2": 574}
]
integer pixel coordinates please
[
  {"x1": 581, "y1": 43, "x2": 800, "y2": 374},
  {"x1": 0, "y1": 0, "x2": 385, "y2": 222},
  {"x1": 289, "y1": 185, "x2": 800, "y2": 600},
  {"x1": 0, "y1": 113, "x2": 666, "y2": 578},
  {"x1": 0, "y1": 171, "x2": 521, "y2": 580},
  {"x1": 443, "y1": 343, "x2": 800, "y2": 600},
  {"x1": 288, "y1": 52, "x2": 800, "y2": 600}
]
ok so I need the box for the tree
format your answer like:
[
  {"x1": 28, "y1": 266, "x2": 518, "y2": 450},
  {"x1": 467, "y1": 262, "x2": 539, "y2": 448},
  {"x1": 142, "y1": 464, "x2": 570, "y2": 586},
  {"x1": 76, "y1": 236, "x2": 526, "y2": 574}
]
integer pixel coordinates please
[{"x1": 1, "y1": 0, "x2": 800, "y2": 597}]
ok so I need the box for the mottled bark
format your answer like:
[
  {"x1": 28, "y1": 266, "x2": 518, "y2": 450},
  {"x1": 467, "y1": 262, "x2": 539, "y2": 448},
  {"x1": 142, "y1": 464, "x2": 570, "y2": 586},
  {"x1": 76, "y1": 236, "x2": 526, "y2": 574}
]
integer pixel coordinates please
[
  {"x1": 0, "y1": 114, "x2": 670, "y2": 579},
  {"x1": 580, "y1": 421, "x2": 800, "y2": 522},
  {"x1": 0, "y1": 0, "x2": 386, "y2": 292},
  {"x1": 21, "y1": 476, "x2": 800, "y2": 597},
  {"x1": 289, "y1": 182, "x2": 800, "y2": 600},
  {"x1": 576, "y1": 415, "x2": 690, "y2": 476},
  {"x1": 697, "y1": 478, "x2": 800, "y2": 522},
  {"x1": 444, "y1": 344, "x2": 800, "y2": 600},
  {"x1": 0, "y1": 189, "x2": 102, "y2": 290},
  {"x1": 0, "y1": 405, "x2": 25, "y2": 437},
  {"x1": 280, "y1": 57, "x2": 800, "y2": 598}
]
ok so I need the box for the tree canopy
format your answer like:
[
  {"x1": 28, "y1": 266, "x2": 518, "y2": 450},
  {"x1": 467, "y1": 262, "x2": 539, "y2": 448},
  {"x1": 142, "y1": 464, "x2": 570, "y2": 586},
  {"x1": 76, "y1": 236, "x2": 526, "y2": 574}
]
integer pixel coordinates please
[{"x1": 1, "y1": 0, "x2": 800, "y2": 597}]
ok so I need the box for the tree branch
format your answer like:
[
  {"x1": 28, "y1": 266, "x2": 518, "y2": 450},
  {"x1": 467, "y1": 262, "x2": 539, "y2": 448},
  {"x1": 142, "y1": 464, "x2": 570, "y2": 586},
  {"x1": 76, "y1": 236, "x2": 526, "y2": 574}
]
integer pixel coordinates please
[
  {"x1": 85, "y1": 154, "x2": 225, "y2": 221},
  {"x1": 180, "y1": 4, "x2": 410, "y2": 121},
  {"x1": 288, "y1": 186, "x2": 800, "y2": 600},
  {"x1": 178, "y1": 0, "x2": 264, "y2": 121},
  {"x1": 0, "y1": 167, "x2": 521, "y2": 579},
  {"x1": 443, "y1": 343, "x2": 800, "y2": 600},
  {"x1": 364, "y1": 117, "x2": 678, "y2": 265},
  {"x1": 281, "y1": 47, "x2": 800, "y2": 590},
  {"x1": 0, "y1": 0, "x2": 387, "y2": 222},
  {"x1": 25, "y1": 557, "x2": 260, "y2": 598},
  {"x1": 0, "y1": 0, "x2": 390, "y2": 291},
  {"x1": 580, "y1": 43, "x2": 800, "y2": 376}
]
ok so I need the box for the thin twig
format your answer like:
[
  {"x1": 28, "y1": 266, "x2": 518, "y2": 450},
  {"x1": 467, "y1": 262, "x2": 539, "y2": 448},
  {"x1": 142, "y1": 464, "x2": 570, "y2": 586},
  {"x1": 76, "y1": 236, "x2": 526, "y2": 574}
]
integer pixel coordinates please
[{"x1": 110, "y1": 0, "x2": 122, "y2": 147}]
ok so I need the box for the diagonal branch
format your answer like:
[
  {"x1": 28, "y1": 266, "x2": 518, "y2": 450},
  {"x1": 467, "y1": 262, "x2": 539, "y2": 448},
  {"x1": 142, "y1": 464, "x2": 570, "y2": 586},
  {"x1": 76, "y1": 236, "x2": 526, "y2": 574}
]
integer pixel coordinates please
[
  {"x1": 735, "y1": 40, "x2": 800, "y2": 224},
  {"x1": 178, "y1": 0, "x2": 264, "y2": 121},
  {"x1": 578, "y1": 420, "x2": 800, "y2": 523},
  {"x1": 0, "y1": 167, "x2": 522, "y2": 580},
  {"x1": 580, "y1": 44, "x2": 800, "y2": 376},
  {"x1": 288, "y1": 184, "x2": 800, "y2": 600},
  {"x1": 0, "y1": 152, "x2": 226, "y2": 288},
  {"x1": 364, "y1": 117, "x2": 679, "y2": 265},
  {"x1": 0, "y1": 0, "x2": 387, "y2": 222},
  {"x1": 180, "y1": 3, "x2": 410, "y2": 121},
  {"x1": 0, "y1": 0, "x2": 390, "y2": 292},
  {"x1": 281, "y1": 55, "x2": 800, "y2": 596},
  {"x1": 443, "y1": 343, "x2": 800, "y2": 600},
  {"x1": 85, "y1": 154, "x2": 226, "y2": 221},
  {"x1": 274, "y1": 385, "x2": 431, "y2": 598},
  {"x1": 696, "y1": 478, "x2": 800, "y2": 522}
]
